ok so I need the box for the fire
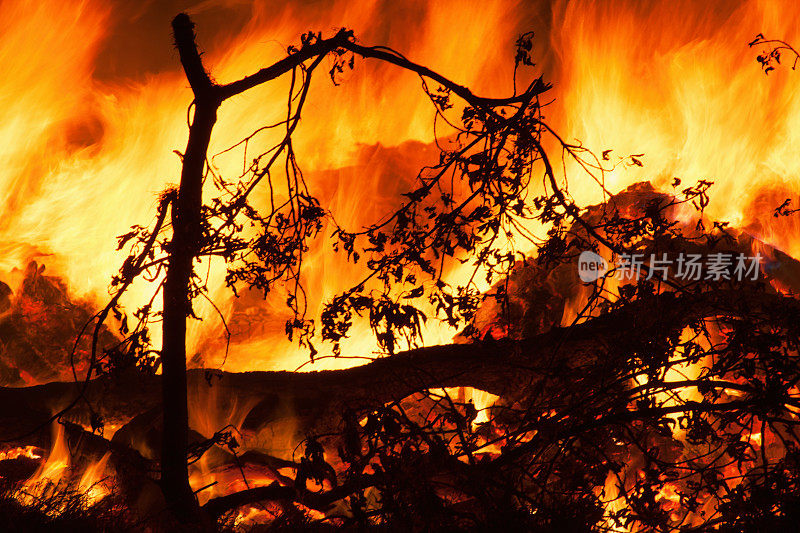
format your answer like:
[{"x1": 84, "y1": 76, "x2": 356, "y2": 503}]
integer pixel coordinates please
[
  {"x1": 16, "y1": 423, "x2": 109, "y2": 510},
  {"x1": 24, "y1": 424, "x2": 71, "y2": 494},
  {"x1": 0, "y1": 0, "x2": 523, "y2": 373},
  {"x1": 0, "y1": 446, "x2": 41, "y2": 462},
  {"x1": 0, "y1": 1, "x2": 111, "y2": 292},
  {"x1": 78, "y1": 452, "x2": 111, "y2": 503},
  {"x1": 437, "y1": 386, "x2": 500, "y2": 427},
  {"x1": 552, "y1": 0, "x2": 800, "y2": 258},
  {"x1": 1, "y1": 0, "x2": 800, "y2": 527},
  {"x1": 7, "y1": 0, "x2": 798, "y2": 372}
]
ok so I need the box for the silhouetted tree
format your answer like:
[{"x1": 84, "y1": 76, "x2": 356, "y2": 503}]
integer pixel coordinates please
[{"x1": 96, "y1": 12, "x2": 549, "y2": 524}]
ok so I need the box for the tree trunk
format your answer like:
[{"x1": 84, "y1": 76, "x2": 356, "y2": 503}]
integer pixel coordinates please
[
  {"x1": 162, "y1": 14, "x2": 223, "y2": 523},
  {"x1": 162, "y1": 98, "x2": 217, "y2": 521}
]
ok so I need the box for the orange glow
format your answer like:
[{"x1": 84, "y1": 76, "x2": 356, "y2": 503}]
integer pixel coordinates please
[
  {"x1": 4, "y1": 0, "x2": 799, "y2": 371},
  {"x1": 0, "y1": 446, "x2": 41, "y2": 462},
  {"x1": 14, "y1": 424, "x2": 111, "y2": 509},
  {"x1": 22, "y1": 424, "x2": 71, "y2": 493},
  {"x1": 552, "y1": 0, "x2": 800, "y2": 258},
  {"x1": 2, "y1": 0, "x2": 800, "y2": 527}
]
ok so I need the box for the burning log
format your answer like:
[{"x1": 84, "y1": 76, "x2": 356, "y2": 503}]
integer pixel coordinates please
[
  {"x1": 0, "y1": 285, "x2": 793, "y2": 446},
  {"x1": 473, "y1": 182, "x2": 800, "y2": 340},
  {"x1": 0, "y1": 262, "x2": 117, "y2": 386}
]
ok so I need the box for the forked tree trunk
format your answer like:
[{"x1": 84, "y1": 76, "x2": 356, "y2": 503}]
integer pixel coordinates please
[
  {"x1": 160, "y1": 10, "x2": 544, "y2": 524},
  {"x1": 162, "y1": 15, "x2": 219, "y2": 522}
]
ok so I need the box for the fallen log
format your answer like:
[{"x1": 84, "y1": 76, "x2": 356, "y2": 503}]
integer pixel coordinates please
[{"x1": 0, "y1": 287, "x2": 794, "y2": 452}]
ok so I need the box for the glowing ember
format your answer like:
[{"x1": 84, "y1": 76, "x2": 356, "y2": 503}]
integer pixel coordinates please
[{"x1": 0, "y1": 446, "x2": 41, "y2": 462}]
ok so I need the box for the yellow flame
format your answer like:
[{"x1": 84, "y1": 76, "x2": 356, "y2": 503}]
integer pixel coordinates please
[
  {"x1": 17, "y1": 424, "x2": 111, "y2": 509},
  {"x1": 78, "y1": 452, "x2": 111, "y2": 504},
  {"x1": 17, "y1": 424, "x2": 71, "y2": 507},
  {"x1": 552, "y1": 0, "x2": 800, "y2": 258},
  {"x1": 4, "y1": 1, "x2": 800, "y2": 524}
]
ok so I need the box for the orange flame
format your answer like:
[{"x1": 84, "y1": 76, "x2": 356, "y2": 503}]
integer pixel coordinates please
[{"x1": 3, "y1": 0, "x2": 800, "y2": 526}]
